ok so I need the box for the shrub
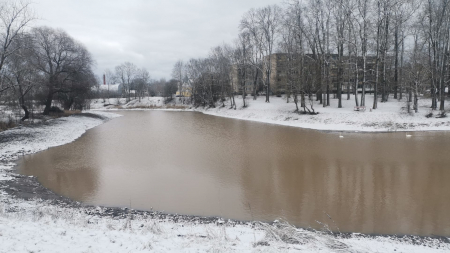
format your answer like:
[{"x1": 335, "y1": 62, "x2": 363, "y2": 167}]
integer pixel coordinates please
[{"x1": 49, "y1": 106, "x2": 64, "y2": 113}]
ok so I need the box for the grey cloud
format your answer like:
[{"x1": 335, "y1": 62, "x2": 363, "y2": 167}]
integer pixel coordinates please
[{"x1": 33, "y1": 0, "x2": 281, "y2": 79}]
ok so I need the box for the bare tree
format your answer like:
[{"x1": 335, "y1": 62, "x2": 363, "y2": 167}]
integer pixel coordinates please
[
  {"x1": 405, "y1": 31, "x2": 429, "y2": 113},
  {"x1": 223, "y1": 44, "x2": 237, "y2": 109},
  {"x1": 172, "y1": 60, "x2": 184, "y2": 98},
  {"x1": 421, "y1": 0, "x2": 450, "y2": 111},
  {"x1": 104, "y1": 68, "x2": 116, "y2": 103},
  {"x1": 241, "y1": 5, "x2": 281, "y2": 103},
  {"x1": 134, "y1": 68, "x2": 150, "y2": 102},
  {"x1": 234, "y1": 32, "x2": 251, "y2": 108},
  {"x1": 354, "y1": 0, "x2": 373, "y2": 106},
  {"x1": 373, "y1": 0, "x2": 383, "y2": 109},
  {"x1": 164, "y1": 79, "x2": 178, "y2": 102},
  {"x1": 331, "y1": 0, "x2": 351, "y2": 108},
  {"x1": 392, "y1": 1, "x2": 415, "y2": 99},
  {"x1": 30, "y1": 26, "x2": 94, "y2": 115},
  {"x1": 210, "y1": 45, "x2": 232, "y2": 107},
  {"x1": 0, "y1": 1, "x2": 35, "y2": 96},
  {"x1": 281, "y1": 1, "x2": 306, "y2": 111},
  {"x1": 5, "y1": 34, "x2": 35, "y2": 120},
  {"x1": 115, "y1": 62, "x2": 137, "y2": 102}
]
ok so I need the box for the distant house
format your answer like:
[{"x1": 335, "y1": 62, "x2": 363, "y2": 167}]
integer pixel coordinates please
[
  {"x1": 260, "y1": 53, "x2": 379, "y2": 95},
  {"x1": 118, "y1": 83, "x2": 137, "y2": 97},
  {"x1": 176, "y1": 84, "x2": 192, "y2": 97},
  {"x1": 99, "y1": 83, "x2": 120, "y2": 92},
  {"x1": 230, "y1": 64, "x2": 257, "y2": 94}
]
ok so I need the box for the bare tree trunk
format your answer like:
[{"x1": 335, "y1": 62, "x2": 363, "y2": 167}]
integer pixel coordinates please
[
  {"x1": 43, "y1": 86, "x2": 54, "y2": 115},
  {"x1": 361, "y1": 54, "x2": 366, "y2": 106},
  {"x1": 373, "y1": 2, "x2": 382, "y2": 110},
  {"x1": 439, "y1": 32, "x2": 449, "y2": 111},
  {"x1": 243, "y1": 69, "x2": 247, "y2": 108},
  {"x1": 266, "y1": 68, "x2": 270, "y2": 103},
  {"x1": 21, "y1": 104, "x2": 29, "y2": 121},
  {"x1": 358, "y1": 0, "x2": 369, "y2": 107},
  {"x1": 19, "y1": 88, "x2": 29, "y2": 121},
  {"x1": 409, "y1": 82, "x2": 412, "y2": 104},
  {"x1": 301, "y1": 92, "x2": 306, "y2": 112},
  {"x1": 399, "y1": 30, "x2": 404, "y2": 100},
  {"x1": 414, "y1": 85, "x2": 418, "y2": 113},
  {"x1": 381, "y1": 6, "x2": 389, "y2": 103},
  {"x1": 293, "y1": 93, "x2": 299, "y2": 111},
  {"x1": 354, "y1": 61, "x2": 359, "y2": 107},
  {"x1": 326, "y1": 62, "x2": 330, "y2": 106},
  {"x1": 253, "y1": 68, "x2": 259, "y2": 100},
  {"x1": 394, "y1": 25, "x2": 399, "y2": 99}
]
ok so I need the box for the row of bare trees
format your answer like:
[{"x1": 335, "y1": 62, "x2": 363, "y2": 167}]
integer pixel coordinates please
[
  {"x1": 173, "y1": 0, "x2": 450, "y2": 114},
  {"x1": 102, "y1": 63, "x2": 179, "y2": 104},
  {"x1": 0, "y1": 1, "x2": 96, "y2": 120},
  {"x1": 108, "y1": 62, "x2": 151, "y2": 102}
]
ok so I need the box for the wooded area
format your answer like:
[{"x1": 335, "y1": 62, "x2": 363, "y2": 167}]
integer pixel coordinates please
[
  {"x1": 173, "y1": 0, "x2": 450, "y2": 115},
  {"x1": 0, "y1": 1, "x2": 96, "y2": 123}
]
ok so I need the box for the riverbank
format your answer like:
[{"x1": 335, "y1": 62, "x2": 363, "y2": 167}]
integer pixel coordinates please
[
  {"x1": 91, "y1": 94, "x2": 450, "y2": 132},
  {"x1": 1, "y1": 111, "x2": 449, "y2": 252}
]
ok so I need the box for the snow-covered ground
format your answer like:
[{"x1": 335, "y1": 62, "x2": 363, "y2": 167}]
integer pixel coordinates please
[
  {"x1": 0, "y1": 111, "x2": 120, "y2": 163},
  {"x1": 1, "y1": 198, "x2": 449, "y2": 253},
  {"x1": 90, "y1": 96, "x2": 189, "y2": 111},
  {"x1": 0, "y1": 109, "x2": 449, "y2": 252},
  {"x1": 201, "y1": 95, "x2": 450, "y2": 132},
  {"x1": 91, "y1": 94, "x2": 450, "y2": 132}
]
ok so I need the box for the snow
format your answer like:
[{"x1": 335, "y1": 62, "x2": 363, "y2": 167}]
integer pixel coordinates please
[
  {"x1": 200, "y1": 95, "x2": 450, "y2": 132},
  {"x1": 0, "y1": 106, "x2": 14, "y2": 123},
  {"x1": 0, "y1": 106, "x2": 449, "y2": 252},
  {"x1": 91, "y1": 94, "x2": 450, "y2": 132},
  {"x1": 1, "y1": 198, "x2": 449, "y2": 252},
  {"x1": 90, "y1": 96, "x2": 189, "y2": 110},
  {"x1": 0, "y1": 111, "x2": 121, "y2": 162},
  {"x1": 0, "y1": 199, "x2": 265, "y2": 252},
  {"x1": 96, "y1": 83, "x2": 120, "y2": 91}
]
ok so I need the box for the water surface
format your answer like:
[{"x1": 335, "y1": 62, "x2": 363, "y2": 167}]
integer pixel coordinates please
[{"x1": 16, "y1": 111, "x2": 450, "y2": 236}]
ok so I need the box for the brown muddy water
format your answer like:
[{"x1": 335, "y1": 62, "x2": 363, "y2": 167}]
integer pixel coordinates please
[{"x1": 15, "y1": 111, "x2": 450, "y2": 236}]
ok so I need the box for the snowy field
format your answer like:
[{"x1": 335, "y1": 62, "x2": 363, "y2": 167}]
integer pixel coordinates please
[
  {"x1": 0, "y1": 109, "x2": 449, "y2": 252},
  {"x1": 91, "y1": 94, "x2": 450, "y2": 132}
]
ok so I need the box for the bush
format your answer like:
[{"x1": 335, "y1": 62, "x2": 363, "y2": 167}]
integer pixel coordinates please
[
  {"x1": 49, "y1": 106, "x2": 64, "y2": 114},
  {"x1": 0, "y1": 116, "x2": 16, "y2": 131},
  {"x1": 436, "y1": 111, "x2": 447, "y2": 118}
]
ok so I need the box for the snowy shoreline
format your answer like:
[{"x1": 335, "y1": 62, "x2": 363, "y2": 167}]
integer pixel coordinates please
[
  {"x1": 91, "y1": 95, "x2": 450, "y2": 133},
  {"x1": 0, "y1": 111, "x2": 449, "y2": 252}
]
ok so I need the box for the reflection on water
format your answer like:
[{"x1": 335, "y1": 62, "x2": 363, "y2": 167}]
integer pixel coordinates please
[{"x1": 16, "y1": 111, "x2": 450, "y2": 236}]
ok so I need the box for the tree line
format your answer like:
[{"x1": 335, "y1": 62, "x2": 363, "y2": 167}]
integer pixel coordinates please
[
  {"x1": 173, "y1": 0, "x2": 450, "y2": 114},
  {"x1": 100, "y1": 63, "x2": 182, "y2": 104},
  {"x1": 0, "y1": 1, "x2": 96, "y2": 120}
]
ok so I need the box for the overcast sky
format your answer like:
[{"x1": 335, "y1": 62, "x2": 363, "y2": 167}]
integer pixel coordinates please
[{"x1": 33, "y1": 0, "x2": 282, "y2": 80}]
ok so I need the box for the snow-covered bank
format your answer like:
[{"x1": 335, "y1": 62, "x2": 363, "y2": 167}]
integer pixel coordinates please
[
  {"x1": 1, "y1": 110, "x2": 449, "y2": 252},
  {"x1": 200, "y1": 95, "x2": 450, "y2": 132},
  {"x1": 91, "y1": 95, "x2": 450, "y2": 132},
  {"x1": 0, "y1": 111, "x2": 121, "y2": 163},
  {"x1": 90, "y1": 97, "x2": 190, "y2": 111},
  {"x1": 1, "y1": 198, "x2": 449, "y2": 253}
]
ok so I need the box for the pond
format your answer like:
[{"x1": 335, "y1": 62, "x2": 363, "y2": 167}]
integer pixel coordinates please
[{"x1": 16, "y1": 110, "x2": 450, "y2": 236}]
